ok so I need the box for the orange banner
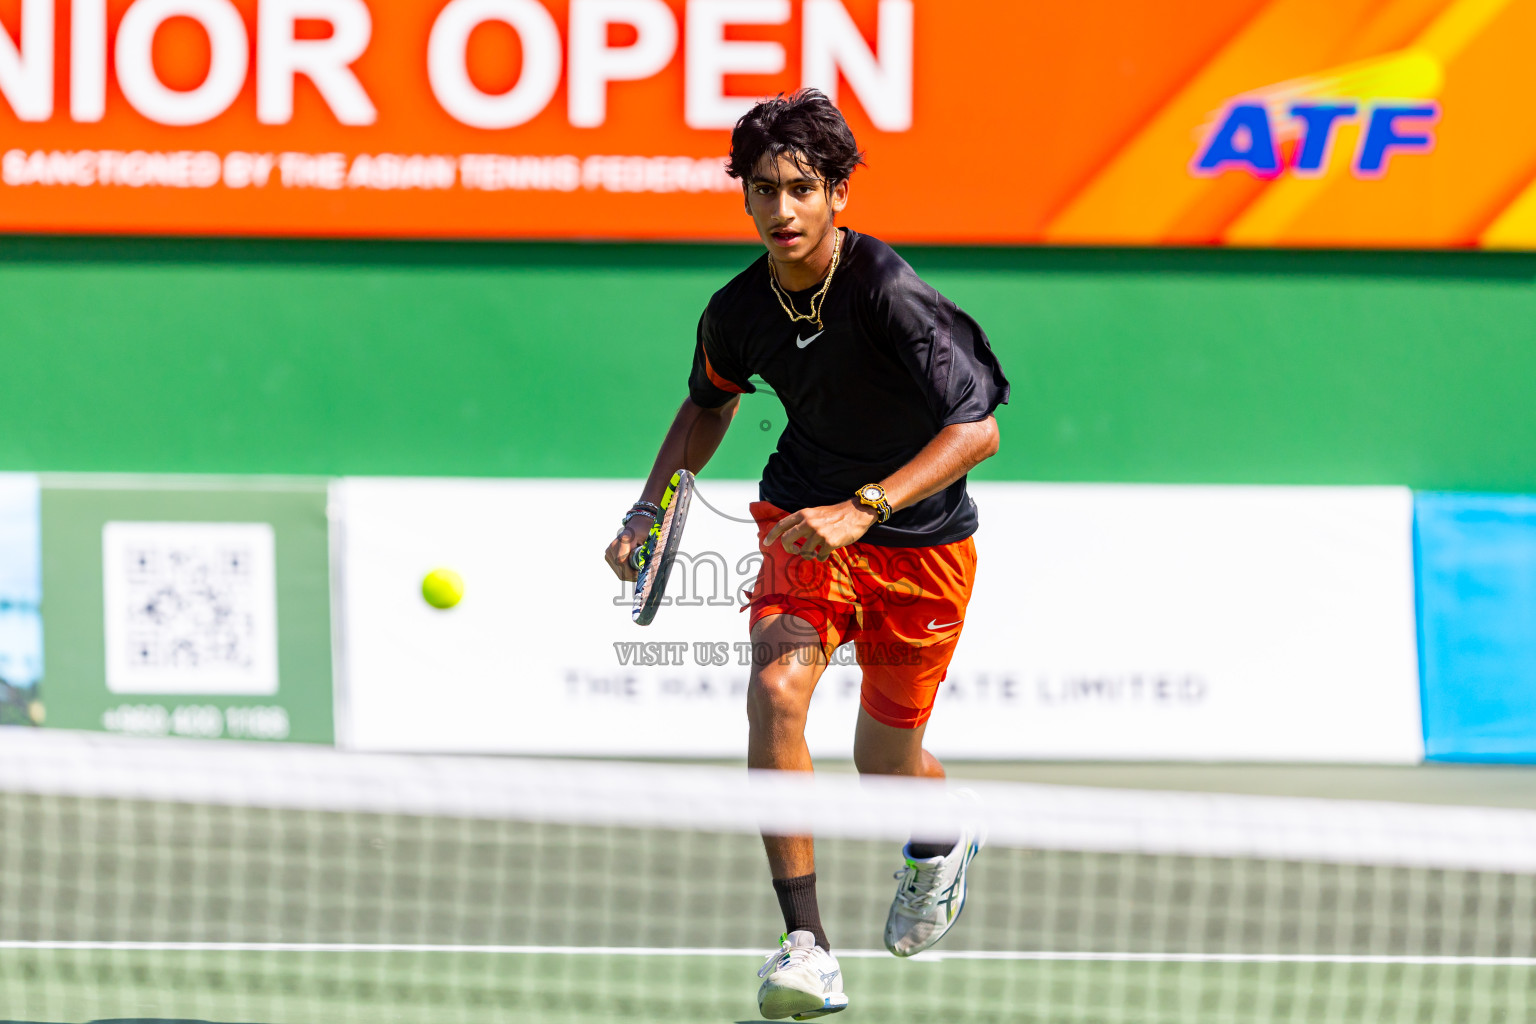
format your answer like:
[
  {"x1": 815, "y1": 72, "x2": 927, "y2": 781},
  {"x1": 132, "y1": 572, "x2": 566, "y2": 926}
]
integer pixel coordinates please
[{"x1": 0, "y1": 0, "x2": 1531, "y2": 245}]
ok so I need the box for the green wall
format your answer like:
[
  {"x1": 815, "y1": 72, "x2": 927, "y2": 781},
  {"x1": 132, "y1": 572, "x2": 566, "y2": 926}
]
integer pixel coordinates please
[{"x1": 2, "y1": 237, "x2": 1534, "y2": 489}]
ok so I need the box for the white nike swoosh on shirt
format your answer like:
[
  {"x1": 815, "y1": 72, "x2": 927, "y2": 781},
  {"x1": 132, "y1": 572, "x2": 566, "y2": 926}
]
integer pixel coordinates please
[
  {"x1": 796, "y1": 330, "x2": 825, "y2": 348},
  {"x1": 927, "y1": 619, "x2": 963, "y2": 630}
]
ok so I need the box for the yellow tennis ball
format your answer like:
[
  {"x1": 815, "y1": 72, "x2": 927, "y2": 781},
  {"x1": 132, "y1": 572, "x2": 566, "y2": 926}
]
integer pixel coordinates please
[{"x1": 421, "y1": 568, "x2": 464, "y2": 610}]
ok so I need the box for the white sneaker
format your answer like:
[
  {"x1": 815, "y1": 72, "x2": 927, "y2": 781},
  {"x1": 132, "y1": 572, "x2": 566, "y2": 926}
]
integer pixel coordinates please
[
  {"x1": 884, "y1": 820, "x2": 983, "y2": 957},
  {"x1": 756, "y1": 930, "x2": 849, "y2": 1020}
]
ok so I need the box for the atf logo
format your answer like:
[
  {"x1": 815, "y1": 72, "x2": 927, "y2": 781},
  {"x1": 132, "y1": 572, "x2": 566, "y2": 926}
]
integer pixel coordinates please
[{"x1": 1192, "y1": 51, "x2": 1442, "y2": 180}]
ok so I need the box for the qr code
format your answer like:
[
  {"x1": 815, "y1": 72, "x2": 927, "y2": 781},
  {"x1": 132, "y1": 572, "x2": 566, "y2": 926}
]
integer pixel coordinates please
[{"x1": 103, "y1": 523, "x2": 279, "y2": 695}]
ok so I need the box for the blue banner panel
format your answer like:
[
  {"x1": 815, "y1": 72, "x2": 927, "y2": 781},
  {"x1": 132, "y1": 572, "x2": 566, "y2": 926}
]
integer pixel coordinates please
[
  {"x1": 0, "y1": 474, "x2": 42, "y2": 727},
  {"x1": 1416, "y1": 493, "x2": 1536, "y2": 761}
]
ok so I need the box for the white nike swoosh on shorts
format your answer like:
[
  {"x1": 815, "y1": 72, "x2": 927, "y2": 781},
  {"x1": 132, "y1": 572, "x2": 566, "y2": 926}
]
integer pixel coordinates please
[{"x1": 927, "y1": 619, "x2": 963, "y2": 630}]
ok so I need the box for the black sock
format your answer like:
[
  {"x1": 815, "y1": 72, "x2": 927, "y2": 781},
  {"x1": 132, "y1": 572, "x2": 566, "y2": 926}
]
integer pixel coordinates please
[
  {"x1": 906, "y1": 838, "x2": 956, "y2": 860},
  {"x1": 772, "y1": 873, "x2": 830, "y2": 952}
]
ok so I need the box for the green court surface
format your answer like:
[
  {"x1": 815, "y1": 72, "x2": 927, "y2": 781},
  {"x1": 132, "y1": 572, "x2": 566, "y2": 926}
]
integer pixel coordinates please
[{"x1": 3, "y1": 948, "x2": 1534, "y2": 1024}]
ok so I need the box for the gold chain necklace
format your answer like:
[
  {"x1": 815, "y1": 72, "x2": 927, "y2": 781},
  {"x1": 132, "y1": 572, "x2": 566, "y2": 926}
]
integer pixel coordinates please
[{"x1": 768, "y1": 229, "x2": 842, "y2": 331}]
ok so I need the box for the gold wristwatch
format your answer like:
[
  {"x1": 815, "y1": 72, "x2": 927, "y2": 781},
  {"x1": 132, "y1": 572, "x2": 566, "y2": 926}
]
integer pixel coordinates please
[{"x1": 856, "y1": 483, "x2": 893, "y2": 524}]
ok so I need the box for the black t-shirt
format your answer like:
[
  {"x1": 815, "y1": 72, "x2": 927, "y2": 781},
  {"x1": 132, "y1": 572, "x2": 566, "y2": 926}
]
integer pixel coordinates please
[{"x1": 688, "y1": 228, "x2": 1010, "y2": 547}]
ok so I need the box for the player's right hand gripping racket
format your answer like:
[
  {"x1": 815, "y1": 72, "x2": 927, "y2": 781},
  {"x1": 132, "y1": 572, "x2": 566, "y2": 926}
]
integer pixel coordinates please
[{"x1": 628, "y1": 469, "x2": 694, "y2": 626}]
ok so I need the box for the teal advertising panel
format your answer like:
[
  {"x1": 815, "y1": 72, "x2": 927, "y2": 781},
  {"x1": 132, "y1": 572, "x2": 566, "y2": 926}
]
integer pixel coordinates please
[{"x1": 39, "y1": 476, "x2": 333, "y2": 744}]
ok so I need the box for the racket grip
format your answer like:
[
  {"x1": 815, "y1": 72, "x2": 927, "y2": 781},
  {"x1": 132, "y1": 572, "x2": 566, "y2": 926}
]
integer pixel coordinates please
[{"x1": 628, "y1": 547, "x2": 643, "y2": 571}]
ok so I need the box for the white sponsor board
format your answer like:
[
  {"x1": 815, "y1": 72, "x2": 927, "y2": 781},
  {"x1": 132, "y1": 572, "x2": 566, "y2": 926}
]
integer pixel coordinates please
[
  {"x1": 333, "y1": 480, "x2": 1422, "y2": 762},
  {"x1": 930, "y1": 485, "x2": 1421, "y2": 762},
  {"x1": 102, "y1": 522, "x2": 279, "y2": 695}
]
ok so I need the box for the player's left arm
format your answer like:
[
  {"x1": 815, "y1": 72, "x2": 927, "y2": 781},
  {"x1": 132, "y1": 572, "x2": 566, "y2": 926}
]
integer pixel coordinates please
[
  {"x1": 881, "y1": 415, "x2": 1001, "y2": 509},
  {"x1": 764, "y1": 416, "x2": 1000, "y2": 560},
  {"x1": 766, "y1": 269, "x2": 1009, "y2": 560}
]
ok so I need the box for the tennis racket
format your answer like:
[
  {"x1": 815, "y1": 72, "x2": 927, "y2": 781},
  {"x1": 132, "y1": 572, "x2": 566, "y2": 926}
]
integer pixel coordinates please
[{"x1": 628, "y1": 469, "x2": 695, "y2": 626}]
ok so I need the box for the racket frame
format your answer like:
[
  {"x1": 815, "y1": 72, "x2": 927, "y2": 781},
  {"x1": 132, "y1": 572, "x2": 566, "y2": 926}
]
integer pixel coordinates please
[{"x1": 630, "y1": 469, "x2": 694, "y2": 626}]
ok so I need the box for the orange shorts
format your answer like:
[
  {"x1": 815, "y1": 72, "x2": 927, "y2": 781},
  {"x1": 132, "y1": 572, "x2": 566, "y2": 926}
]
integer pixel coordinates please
[{"x1": 745, "y1": 501, "x2": 978, "y2": 729}]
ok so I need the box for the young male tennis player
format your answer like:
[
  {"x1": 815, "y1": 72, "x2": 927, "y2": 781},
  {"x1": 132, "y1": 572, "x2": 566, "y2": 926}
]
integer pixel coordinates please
[{"x1": 602, "y1": 89, "x2": 1009, "y2": 1020}]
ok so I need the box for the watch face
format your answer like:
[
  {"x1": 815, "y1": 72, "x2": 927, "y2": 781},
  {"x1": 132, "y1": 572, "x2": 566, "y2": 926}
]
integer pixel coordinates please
[{"x1": 862, "y1": 487, "x2": 883, "y2": 502}]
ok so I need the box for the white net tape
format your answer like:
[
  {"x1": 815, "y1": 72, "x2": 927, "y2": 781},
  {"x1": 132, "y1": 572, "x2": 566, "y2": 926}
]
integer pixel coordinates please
[{"x1": 4, "y1": 727, "x2": 1536, "y2": 874}]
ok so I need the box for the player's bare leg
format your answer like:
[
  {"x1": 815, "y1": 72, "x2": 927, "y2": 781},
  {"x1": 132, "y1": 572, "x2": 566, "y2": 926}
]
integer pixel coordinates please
[
  {"x1": 852, "y1": 709, "x2": 944, "y2": 780},
  {"x1": 746, "y1": 613, "x2": 846, "y2": 1019},
  {"x1": 747, "y1": 612, "x2": 829, "y2": 879}
]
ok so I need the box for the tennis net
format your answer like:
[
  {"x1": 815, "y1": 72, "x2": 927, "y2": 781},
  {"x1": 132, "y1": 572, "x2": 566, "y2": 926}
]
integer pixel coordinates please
[{"x1": 2, "y1": 729, "x2": 1535, "y2": 1023}]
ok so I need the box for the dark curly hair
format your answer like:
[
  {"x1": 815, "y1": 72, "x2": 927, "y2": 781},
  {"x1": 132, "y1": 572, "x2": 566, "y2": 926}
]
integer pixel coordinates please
[{"x1": 727, "y1": 89, "x2": 866, "y2": 188}]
